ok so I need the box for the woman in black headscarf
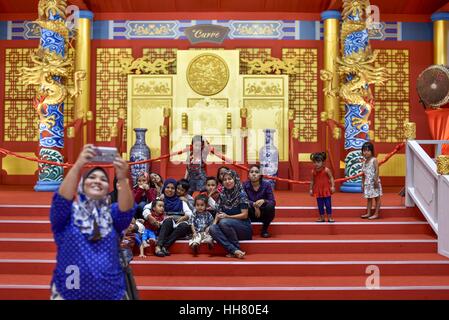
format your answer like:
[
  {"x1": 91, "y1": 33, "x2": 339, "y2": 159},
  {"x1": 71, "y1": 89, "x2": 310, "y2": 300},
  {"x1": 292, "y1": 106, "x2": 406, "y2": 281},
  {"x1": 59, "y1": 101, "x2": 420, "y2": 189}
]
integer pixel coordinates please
[
  {"x1": 209, "y1": 169, "x2": 252, "y2": 259},
  {"x1": 153, "y1": 178, "x2": 193, "y2": 257}
]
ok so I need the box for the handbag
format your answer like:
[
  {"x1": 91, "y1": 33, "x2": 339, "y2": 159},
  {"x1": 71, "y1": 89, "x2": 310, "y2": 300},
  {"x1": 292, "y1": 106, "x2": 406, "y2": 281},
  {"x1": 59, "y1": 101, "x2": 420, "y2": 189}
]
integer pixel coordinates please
[{"x1": 118, "y1": 236, "x2": 140, "y2": 300}]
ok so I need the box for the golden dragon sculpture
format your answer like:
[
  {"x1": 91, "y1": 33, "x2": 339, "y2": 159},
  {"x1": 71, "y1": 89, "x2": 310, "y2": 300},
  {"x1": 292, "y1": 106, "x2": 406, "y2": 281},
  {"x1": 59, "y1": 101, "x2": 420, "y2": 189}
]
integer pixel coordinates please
[
  {"x1": 320, "y1": 0, "x2": 387, "y2": 130},
  {"x1": 38, "y1": 0, "x2": 67, "y2": 20},
  {"x1": 20, "y1": 49, "x2": 86, "y2": 106},
  {"x1": 120, "y1": 55, "x2": 176, "y2": 75},
  {"x1": 241, "y1": 57, "x2": 297, "y2": 75},
  {"x1": 320, "y1": 51, "x2": 386, "y2": 129},
  {"x1": 34, "y1": 0, "x2": 70, "y2": 41}
]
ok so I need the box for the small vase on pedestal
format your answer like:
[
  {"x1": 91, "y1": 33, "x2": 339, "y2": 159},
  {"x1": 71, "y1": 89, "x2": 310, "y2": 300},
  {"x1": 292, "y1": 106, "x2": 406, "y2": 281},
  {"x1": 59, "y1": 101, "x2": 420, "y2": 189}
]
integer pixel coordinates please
[
  {"x1": 130, "y1": 128, "x2": 151, "y2": 185},
  {"x1": 259, "y1": 129, "x2": 279, "y2": 190}
]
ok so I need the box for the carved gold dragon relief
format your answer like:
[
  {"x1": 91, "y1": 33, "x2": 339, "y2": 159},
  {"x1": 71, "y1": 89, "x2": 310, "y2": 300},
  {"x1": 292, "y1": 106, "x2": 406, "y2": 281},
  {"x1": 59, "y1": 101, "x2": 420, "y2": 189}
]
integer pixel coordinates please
[
  {"x1": 120, "y1": 55, "x2": 176, "y2": 75},
  {"x1": 20, "y1": 49, "x2": 86, "y2": 107},
  {"x1": 320, "y1": 51, "x2": 387, "y2": 129},
  {"x1": 38, "y1": 0, "x2": 67, "y2": 20},
  {"x1": 241, "y1": 57, "x2": 297, "y2": 75}
]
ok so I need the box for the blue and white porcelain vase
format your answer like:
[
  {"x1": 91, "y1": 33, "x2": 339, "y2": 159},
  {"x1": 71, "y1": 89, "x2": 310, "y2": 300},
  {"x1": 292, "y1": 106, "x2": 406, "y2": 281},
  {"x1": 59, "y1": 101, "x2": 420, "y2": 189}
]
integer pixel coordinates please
[
  {"x1": 130, "y1": 128, "x2": 151, "y2": 185},
  {"x1": 259, "y1": 129, "x2": 279, "y2": 190}
]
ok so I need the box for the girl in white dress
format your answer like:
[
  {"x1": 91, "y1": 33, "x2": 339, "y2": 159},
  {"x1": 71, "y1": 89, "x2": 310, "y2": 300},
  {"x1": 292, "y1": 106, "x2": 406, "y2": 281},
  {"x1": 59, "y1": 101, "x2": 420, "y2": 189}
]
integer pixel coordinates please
[{"x1": 361, "y1": 142, "x2": 382, "y2": 220}]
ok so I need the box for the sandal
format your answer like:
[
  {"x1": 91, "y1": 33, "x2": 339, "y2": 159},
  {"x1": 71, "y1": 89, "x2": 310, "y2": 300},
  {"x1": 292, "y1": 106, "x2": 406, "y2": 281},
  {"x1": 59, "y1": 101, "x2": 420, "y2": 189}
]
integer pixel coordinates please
[
  {"x1": 316, "y1": 216, "x2": 325, "y2": 222},
  {"x1": 233, "y1": 250, "x2": 246, "y2": 259},
  {"x1": 360, "y1": 213, "x2": 372, "y2": 219}
]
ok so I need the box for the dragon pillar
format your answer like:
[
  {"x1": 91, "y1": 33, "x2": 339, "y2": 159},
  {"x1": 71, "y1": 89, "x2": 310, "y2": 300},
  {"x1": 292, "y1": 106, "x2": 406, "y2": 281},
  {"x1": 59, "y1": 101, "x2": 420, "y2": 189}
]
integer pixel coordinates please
[
  {"x1": 21, "y1": 0, "x2": 85, "y2": 191},
  {"x1": 320, "y1": 0, "x2": 386, "y2": 193}
]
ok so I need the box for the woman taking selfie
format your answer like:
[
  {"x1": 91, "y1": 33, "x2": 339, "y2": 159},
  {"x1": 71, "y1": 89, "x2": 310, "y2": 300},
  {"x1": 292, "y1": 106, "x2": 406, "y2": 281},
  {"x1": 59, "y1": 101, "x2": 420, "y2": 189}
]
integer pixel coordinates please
[{"x1": 50, "y1": 144, "x2": 136, "y2": 300}]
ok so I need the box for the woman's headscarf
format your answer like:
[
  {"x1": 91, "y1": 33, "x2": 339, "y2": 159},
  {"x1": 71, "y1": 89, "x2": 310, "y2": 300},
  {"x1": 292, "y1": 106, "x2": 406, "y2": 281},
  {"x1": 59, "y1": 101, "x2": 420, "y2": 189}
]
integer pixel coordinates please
[
  {"x1": 72, "y1": 167, "x2": 113, "y2": 242},
  {"x1": 161, "y1": 178, "x2": 183, "y2": 212},
  {"x1": 218, "y1": 169, "x2": 249, "y2": 212}
]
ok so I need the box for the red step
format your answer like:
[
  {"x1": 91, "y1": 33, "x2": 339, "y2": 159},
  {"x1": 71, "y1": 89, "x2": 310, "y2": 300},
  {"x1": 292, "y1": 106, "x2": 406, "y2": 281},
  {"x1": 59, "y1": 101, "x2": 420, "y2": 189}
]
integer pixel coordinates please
[
  {"x1": 0, "y1": 206, "x2": 422, "y2": 219},
  {"x1": 0, "y1": 236, "x2": 437, "y2": 254},
  {"x1": 0, "y1": 219, "x2": 434, "y2": 235},
  {"x1": 2, "y1": 257, "x2": 449, "y2": 277},
  {"x1": 1, "y1": 274, "x2": 449, "y2": 300},
  {"x1": 275, "y1": 207, "x2": 422, "y2": 218},
  {"x1": 0, "y1": 206, "x2": 50, "y2": 217}
]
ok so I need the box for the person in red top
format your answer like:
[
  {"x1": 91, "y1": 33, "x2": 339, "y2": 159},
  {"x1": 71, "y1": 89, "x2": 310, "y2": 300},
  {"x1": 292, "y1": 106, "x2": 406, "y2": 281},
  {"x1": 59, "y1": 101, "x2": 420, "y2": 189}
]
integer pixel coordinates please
[
  {"x1": 137, "y1": 199, "x2": 166, "y2": 258},
  {"x1": 309, "y1": 152, "x2": 336, "y2": 223},
  {"x1": 133, "y1": 172, "x2": 157, "y2": 219}
]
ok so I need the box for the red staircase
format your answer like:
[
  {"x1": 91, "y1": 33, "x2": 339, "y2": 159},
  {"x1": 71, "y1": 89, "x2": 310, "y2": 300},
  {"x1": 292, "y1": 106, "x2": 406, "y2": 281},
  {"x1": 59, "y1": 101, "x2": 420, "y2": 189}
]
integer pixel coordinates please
[{"x1": 0, "y1": 203, "x2": 449, "y2": 300}]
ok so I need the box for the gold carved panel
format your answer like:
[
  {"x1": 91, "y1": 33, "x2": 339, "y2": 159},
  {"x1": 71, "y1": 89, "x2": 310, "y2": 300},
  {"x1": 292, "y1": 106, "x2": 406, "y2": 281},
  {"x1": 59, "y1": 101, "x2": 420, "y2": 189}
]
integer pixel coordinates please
[
  {"x1": 186, "y1": 53, "x2": 230, "y2": 96},
  {"x1": 185, "y1": 98, "x2": 229, "y2": 135},
  {"x1": 127, "y1": 98, "x2": 172, "y2": 158},
  {"x1": 131, "y1": 76, "x2": 173, "y2": 96},
  {"x1": 243, "y1": 77, "x2": 285, "y2": 97},
  {"x1": 244, "y1": 98, "x2": 289, "y2": 162},
  {"x1": 187, "y1": 98, "x2": 228, "y2": 108},
  {"x1": 173, "y1": 50, "x2": 242, "y2": 163}
]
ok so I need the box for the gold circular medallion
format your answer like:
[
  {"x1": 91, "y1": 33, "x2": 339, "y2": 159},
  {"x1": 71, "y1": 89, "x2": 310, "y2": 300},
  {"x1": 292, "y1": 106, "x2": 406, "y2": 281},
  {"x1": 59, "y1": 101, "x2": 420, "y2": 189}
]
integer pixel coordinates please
[{"x1": 187, "y1": 54, "x2": 229, "y2": 96}]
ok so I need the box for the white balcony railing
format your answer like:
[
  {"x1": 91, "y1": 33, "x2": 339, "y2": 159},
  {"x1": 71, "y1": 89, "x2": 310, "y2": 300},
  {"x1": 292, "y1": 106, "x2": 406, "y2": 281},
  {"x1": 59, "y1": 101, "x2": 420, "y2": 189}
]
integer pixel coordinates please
[{"x1": 405, "y1": 140, "x2": 449, "y2": 258}]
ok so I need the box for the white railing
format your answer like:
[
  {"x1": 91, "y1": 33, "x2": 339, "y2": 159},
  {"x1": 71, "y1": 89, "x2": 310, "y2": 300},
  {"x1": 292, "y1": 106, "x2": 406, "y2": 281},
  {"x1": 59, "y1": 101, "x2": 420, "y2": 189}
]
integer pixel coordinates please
[{"x1": 405, "y1": 140, "x2": 449, "y2": 258}]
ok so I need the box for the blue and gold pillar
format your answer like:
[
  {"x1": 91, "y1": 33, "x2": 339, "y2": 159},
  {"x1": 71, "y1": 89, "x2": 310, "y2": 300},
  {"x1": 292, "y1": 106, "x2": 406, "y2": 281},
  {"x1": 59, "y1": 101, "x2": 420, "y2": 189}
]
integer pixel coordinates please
[
  {"x1": 432, "y1": 12, "x2": 449, "y2": 65},
  {"x1": 322, "y1": 10, "x2": 341, "y2": 125},
  {"x1": 34, "y1": 5, "x2": 69, "y2": 192},
  {"x1": 339, "y1": 3, "x2": 379, "y2": 193},
  {"x1": 74, "y1": 10, "x2": 93, "y2": 144},
  {"x1": 321, "y1": 10, "x2": 341, "y2": 176}
]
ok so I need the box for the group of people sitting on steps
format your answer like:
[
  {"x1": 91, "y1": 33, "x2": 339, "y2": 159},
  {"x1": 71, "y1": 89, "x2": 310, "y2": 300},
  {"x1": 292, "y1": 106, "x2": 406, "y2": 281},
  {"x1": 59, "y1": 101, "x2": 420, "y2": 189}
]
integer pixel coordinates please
[{"x1": 120, "y1": 163, "x2": 276, "y2": 260}]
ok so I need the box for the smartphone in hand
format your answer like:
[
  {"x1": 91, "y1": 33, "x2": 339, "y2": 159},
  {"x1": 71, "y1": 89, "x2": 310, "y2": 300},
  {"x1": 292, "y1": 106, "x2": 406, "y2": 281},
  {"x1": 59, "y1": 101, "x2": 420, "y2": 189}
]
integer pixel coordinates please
[{"x1": 91, "y1": 146, "x2": 118, "y2": 163}]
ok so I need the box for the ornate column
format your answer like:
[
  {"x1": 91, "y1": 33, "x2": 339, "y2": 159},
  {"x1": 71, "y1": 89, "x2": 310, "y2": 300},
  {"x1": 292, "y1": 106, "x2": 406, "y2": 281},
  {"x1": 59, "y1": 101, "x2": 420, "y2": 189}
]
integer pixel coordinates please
[
  {"x1": 74, "y1": 10, "x2": 93, "y2": 144},
  {"x1": 321, "y1": 10, "x2": 342, "y2": 178},
  {"x1": 432, "y1": 12, "x2": 449, "y2": 65},
  {"x1": 320, "y1": 0, "x2": 386, "y2": 193},
  {"x1": 322, "y1": 10, "x2": 341, "y2": 125},
  {"x1": 21, "y1": 0, "x2": 85, "y2": 192}
]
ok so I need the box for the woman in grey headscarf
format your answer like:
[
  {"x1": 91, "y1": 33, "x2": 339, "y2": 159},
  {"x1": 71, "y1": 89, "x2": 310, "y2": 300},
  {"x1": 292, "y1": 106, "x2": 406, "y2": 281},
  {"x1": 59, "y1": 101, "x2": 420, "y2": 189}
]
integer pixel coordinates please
[{"x1": 209, "y1": 169, "x2": 252, "y2": 259}]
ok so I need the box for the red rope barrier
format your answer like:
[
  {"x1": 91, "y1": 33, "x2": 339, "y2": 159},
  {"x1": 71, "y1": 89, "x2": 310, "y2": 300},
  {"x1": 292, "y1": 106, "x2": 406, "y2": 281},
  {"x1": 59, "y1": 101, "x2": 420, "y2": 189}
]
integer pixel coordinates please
[
  {"x1": 0, "y1": 142, "x2": 405, "y2": 185},
  {"x1": 210, "y1": 142, "x2": 405, "y2": 185},
  {"x1": 0, "y1": 147, "x2": 190, "y2": 169}
]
